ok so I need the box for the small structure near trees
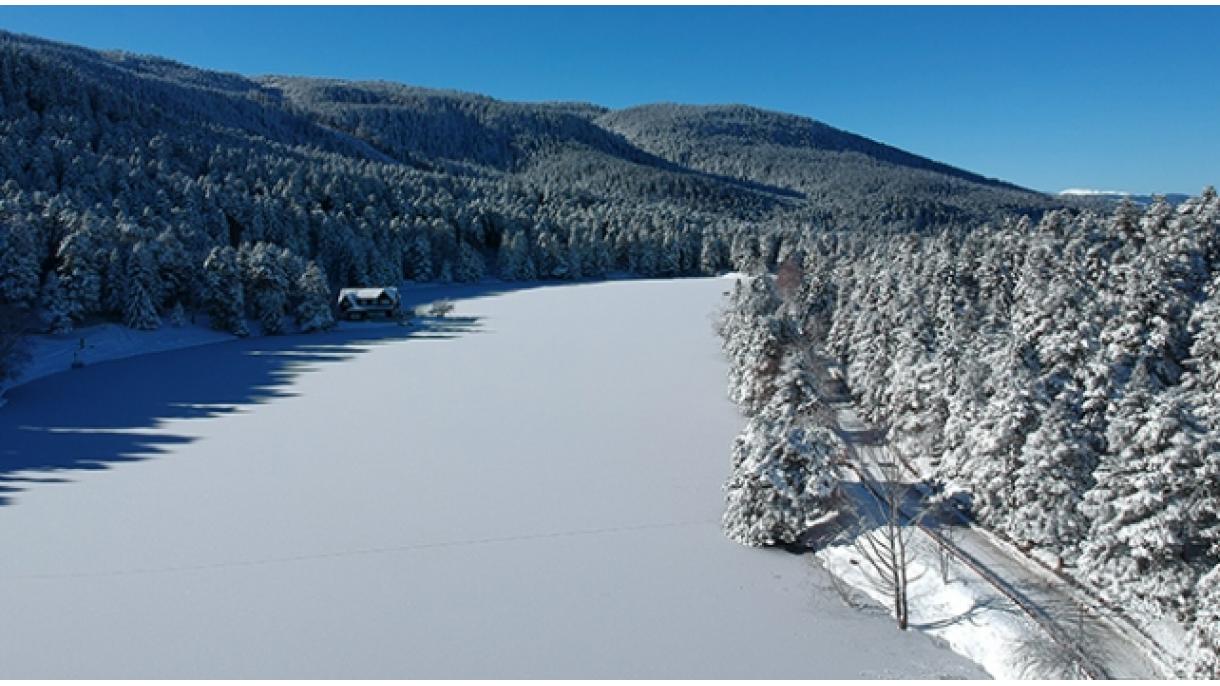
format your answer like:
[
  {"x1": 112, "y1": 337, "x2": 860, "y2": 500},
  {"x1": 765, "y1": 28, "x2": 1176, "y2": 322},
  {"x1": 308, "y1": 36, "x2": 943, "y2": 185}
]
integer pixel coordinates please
[{"x1": 337, "y1": 287, "x2": 401, "y2": 321}]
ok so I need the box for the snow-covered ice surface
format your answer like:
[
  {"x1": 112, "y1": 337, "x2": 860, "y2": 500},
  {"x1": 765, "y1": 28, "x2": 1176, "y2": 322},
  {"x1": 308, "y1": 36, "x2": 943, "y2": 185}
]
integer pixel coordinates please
[
  {"x1": 0, "y1": 277, "x2": 986, "y2": 678},
  {"x1": 0, "y1": 320, "x2": 236, "y2": 407}
]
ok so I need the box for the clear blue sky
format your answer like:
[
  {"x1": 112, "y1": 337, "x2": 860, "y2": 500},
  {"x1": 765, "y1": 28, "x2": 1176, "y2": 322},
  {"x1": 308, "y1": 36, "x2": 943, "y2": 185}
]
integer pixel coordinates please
[{"x1": 1, "y1": 6, "x2": 1216, "y2": 193}]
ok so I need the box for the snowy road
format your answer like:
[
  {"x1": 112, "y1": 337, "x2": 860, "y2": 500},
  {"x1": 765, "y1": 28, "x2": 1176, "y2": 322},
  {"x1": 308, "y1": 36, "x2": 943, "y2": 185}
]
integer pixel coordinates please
[
  {"x1": 0, "y1": 278, "x2": 985, "y2": 678},
  {"x1": 833, "y1": 404, "x2": 1166, "y2": 679}
]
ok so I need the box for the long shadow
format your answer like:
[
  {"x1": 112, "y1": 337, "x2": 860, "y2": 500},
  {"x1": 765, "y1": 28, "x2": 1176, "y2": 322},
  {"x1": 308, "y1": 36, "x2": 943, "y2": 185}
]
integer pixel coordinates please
[
  {"x1": 786, "y1": 480, "x2": 974, "y2": 556},
  {"x1": 834, "y1": 427, "x2": 888, "y2": 446},
  {"x1": 910, "y1": 594, "x2": 1018, "y2": 630},
  {"x1": 0, "y1": 316, "x2": 481, "y2": 508},
  {"x1": 832, "y1": 481, "x2": 970, "y2": 529}
]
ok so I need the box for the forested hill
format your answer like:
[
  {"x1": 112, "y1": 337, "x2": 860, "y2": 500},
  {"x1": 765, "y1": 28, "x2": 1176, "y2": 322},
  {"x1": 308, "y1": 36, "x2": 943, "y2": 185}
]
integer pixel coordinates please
[
  {"x1": 718, "y1": 191, "x2": 1220, "y2": 677},
  {"x1": 0, "y1": 28, "x2": 1062, "y2": 347},
  {"x1": 597, "y1": 104, "x2": 1040, "y2": 214}
]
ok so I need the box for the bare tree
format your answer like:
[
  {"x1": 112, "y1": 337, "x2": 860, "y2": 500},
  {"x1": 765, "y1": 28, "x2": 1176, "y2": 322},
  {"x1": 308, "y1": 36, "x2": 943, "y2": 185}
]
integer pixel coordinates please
[{"x1": 837, "y1": 447, "x2": 931, "y2": 630}]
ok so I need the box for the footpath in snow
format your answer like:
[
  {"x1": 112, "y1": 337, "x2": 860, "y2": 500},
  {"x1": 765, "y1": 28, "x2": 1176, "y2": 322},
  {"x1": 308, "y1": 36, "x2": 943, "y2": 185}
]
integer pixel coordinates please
[{"x1": 0, "y1": 277, "x2": 985, "y2": 679}]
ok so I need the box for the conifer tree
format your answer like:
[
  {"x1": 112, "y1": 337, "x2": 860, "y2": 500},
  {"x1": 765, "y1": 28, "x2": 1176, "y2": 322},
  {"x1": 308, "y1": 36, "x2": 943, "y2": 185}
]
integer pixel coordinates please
[
  {"x1": 455, "y1": 241, "x2": 486, "y2": 283},
  {"x1": 202, "y1": 246, "x2": 247, "y2": 336},
  {"x1": 241, "y1": 242, "x2": 289, "y2": 335},
  {"x1": 0, "y1": 215, "x2": 41, "y2": 306},
  {"x1": 123, "y1": 243, "x2": 161, "y2": 330},
  {"x1": 294, "y1": 261, "x2": 335, "y2": 333},
  {"x1": 56, "y1": 223, "x2": 105, "y2": 320},
  {"x1": 39, "y1": 272, "x2": 73, "y2": 334}
]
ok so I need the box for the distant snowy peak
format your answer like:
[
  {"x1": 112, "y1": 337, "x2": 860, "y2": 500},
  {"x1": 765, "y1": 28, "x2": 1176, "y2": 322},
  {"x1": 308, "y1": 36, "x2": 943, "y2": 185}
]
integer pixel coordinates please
[
  {"x1": 1060, "y1": 188, "x2": 1132, "y2": 196},
  {"x1": 1059, "y1": 189, "x2": 1193, "y2": 207}
]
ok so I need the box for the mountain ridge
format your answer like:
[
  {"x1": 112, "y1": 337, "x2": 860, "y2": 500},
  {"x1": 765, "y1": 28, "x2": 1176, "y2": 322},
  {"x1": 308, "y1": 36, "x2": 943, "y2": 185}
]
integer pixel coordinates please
[
  {"x1": 0, "y1": 27, "x2": 1066, "y2": 342},
  {"x1": 0, "y1": 28, "x2": 1047, "y2": 203}
]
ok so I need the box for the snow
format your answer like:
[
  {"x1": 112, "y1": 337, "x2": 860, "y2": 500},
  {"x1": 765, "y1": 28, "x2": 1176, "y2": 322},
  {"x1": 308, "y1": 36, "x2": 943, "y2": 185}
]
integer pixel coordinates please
[
  {"x1": 0, "y1": 320, "x2": 236, "y2": 408},
  {"x1": 817, "y1": 538, "x2": 1053, "y2": 680},
  {"x1": 829, "y1": 404, "x2": 1168, "y2": 680},
  {"x1": 1060, "y1": 188, "x2": 1132, "y2": 196},
  {"x1": 0, "y1": 277, "x2": 986, "y2": 678}
]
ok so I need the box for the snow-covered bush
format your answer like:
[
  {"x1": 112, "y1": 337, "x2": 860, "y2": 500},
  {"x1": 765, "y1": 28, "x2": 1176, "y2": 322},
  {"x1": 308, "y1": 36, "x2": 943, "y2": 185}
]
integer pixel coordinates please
[{"x1": 428, "y1": 300, "x2": 455, "y2": 318}]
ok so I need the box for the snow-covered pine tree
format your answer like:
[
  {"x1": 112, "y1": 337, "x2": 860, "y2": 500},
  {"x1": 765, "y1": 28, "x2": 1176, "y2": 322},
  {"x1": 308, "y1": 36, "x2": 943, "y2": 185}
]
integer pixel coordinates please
[
  {"x1": 1186, "y1": 565, "x2": 1220, "y2": 677},
  {"x1": 578, "y1": 226, "x2": 612, "y2": 278},
  {"x1": 100, "y1": 247, "x2": 128, "y2": 316},
  {"x1": 1005, "y1": 392, "x2": 1094, "y2": 556},
  {"x1": 156, "y1": 224, "x2": 199, "y2": 312},
  {"x1": 496, "y1": 230, "x2": 528, "y2": 281},
  {"x1": 405, "y1": 228, "x2": 433, "y2": 282},
  {"x1": 39, "y1": 272, "x2": 73, "y2": 334},
  {"x1": 730, "y1": 233, "x2": 762, "y2": 274},
  {"x1": 0, "y1": 214, "x2": 41, "y2": 306},
  {"x1": 455, "y1": 241, "x2": 486, "y2": 282},
  {"x1": 534, "y1": 228, "x2": 564, "y2": 279},
  {"x1": 294, "y1": 261, "x2": 335, "y2": 333},
  {"x1": 202, "y1": 246, "x2": 247, "y2": 336},
  {"x1": 239, "y1": 242, "x2": 290, "y2": 335},
  {"x1": 723, "y1": 349, "x2": 844, "y2": 546},
  {"x1": 1078, "y1": 372, "x2": 1206, "y2": 616},
  {"x1": 948, "y1": 344, "x2": 1039, "y2": 532},
  {"x1": 699, "y1": 232, "x2": 726, "y2": 275},
  {"x1": 718, "y1": 276, "x2": 785, "y2": 415},
  {"x1": 658, "y1": 230, "x2": 681, "y2": 277},
  {"x1": 123, "y1": 243, "x2": 161, "y2": 330},
  {"x1": 56, "y1": 223, "x2": 105, "y2": 321}
]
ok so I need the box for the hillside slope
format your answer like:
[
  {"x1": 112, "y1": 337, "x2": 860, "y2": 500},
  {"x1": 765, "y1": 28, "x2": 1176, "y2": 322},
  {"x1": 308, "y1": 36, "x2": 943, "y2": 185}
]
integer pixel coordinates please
[{"x1": 0, "y1": 28, "x2": 1065, "y2": 345}]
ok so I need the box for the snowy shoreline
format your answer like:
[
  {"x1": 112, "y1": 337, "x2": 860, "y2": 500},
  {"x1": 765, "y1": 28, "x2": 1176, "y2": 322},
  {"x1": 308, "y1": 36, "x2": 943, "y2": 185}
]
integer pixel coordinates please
[
  {"x1": 2, "y1": 274, "x2": 1072, "y2": 678},
  {"x1": 0, "y1": 277, "x2": 985, "y2": 678},
  {"x1": 0, "y1": 277, "x2": 552, "y2": 409},
  {"x1": 0, "y1": 321, "x2": 237, "y2": 409}
]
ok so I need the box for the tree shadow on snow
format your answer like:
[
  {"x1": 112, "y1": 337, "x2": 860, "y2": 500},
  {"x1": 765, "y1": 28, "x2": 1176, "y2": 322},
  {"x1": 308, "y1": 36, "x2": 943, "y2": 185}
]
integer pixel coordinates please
[
  {"x1": 833, "y1": 426, "x2": 888, "y2": 446},
  {"x1": 783, "y1": 481, "x2": 975, "y2": 556},
  {"x1": 909, "y1": 594, "x2": 1019, "y2": 631},
  {"x1": 0, "y1": 316, "x2": 481, "y2": 508}
]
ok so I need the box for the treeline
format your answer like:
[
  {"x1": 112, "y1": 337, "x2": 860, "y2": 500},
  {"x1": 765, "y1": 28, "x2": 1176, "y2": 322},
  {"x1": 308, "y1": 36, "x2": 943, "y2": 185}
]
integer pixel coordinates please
[
  {"x1": 0, "y1": 28, "x2": 1067, "y2": 368},
  {"x1": 717, "y1": 191, "x2": 1220, "y2": 677},
  {"x1": 0, "y1": 31, "x2": 778, "y2": 350},
  {"x1": 717, "y1": 270, "x2": 845, "y2": 547}
]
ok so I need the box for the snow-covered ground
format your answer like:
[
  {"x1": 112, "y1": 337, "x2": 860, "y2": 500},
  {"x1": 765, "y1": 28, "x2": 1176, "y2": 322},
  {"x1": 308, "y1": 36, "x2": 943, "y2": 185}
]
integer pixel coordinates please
[
  {"x1": 819, "y1": 539, "x2": 1060, "y2": 679},
  {"x1": 829, "y1": 404, "x2": 1167, "y2": 680},
  {"x1": 0, "y1": 321, "x2": 236, "y2": 407},
  {"x1": 0, "y1": 277, "x2": 985, "y2": 678}
]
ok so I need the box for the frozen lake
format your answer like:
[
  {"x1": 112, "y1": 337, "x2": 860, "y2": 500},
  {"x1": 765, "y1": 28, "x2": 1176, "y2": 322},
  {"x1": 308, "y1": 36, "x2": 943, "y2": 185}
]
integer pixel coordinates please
[{"x1": 0, "y1": 277, "x2": 985, "y2": 678}]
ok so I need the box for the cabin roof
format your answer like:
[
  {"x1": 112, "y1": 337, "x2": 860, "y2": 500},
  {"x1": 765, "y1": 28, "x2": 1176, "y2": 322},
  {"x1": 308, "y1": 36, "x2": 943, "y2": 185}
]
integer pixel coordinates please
[{"x1": 339, "y1": 287, "x2": 399, "y2": 299}]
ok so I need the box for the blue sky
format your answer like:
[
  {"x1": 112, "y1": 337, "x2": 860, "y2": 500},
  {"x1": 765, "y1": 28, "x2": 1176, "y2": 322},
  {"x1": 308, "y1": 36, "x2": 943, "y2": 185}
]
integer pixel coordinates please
[{"x1": 1, "y1": 6, "x2": 1216, "y2": 193}]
